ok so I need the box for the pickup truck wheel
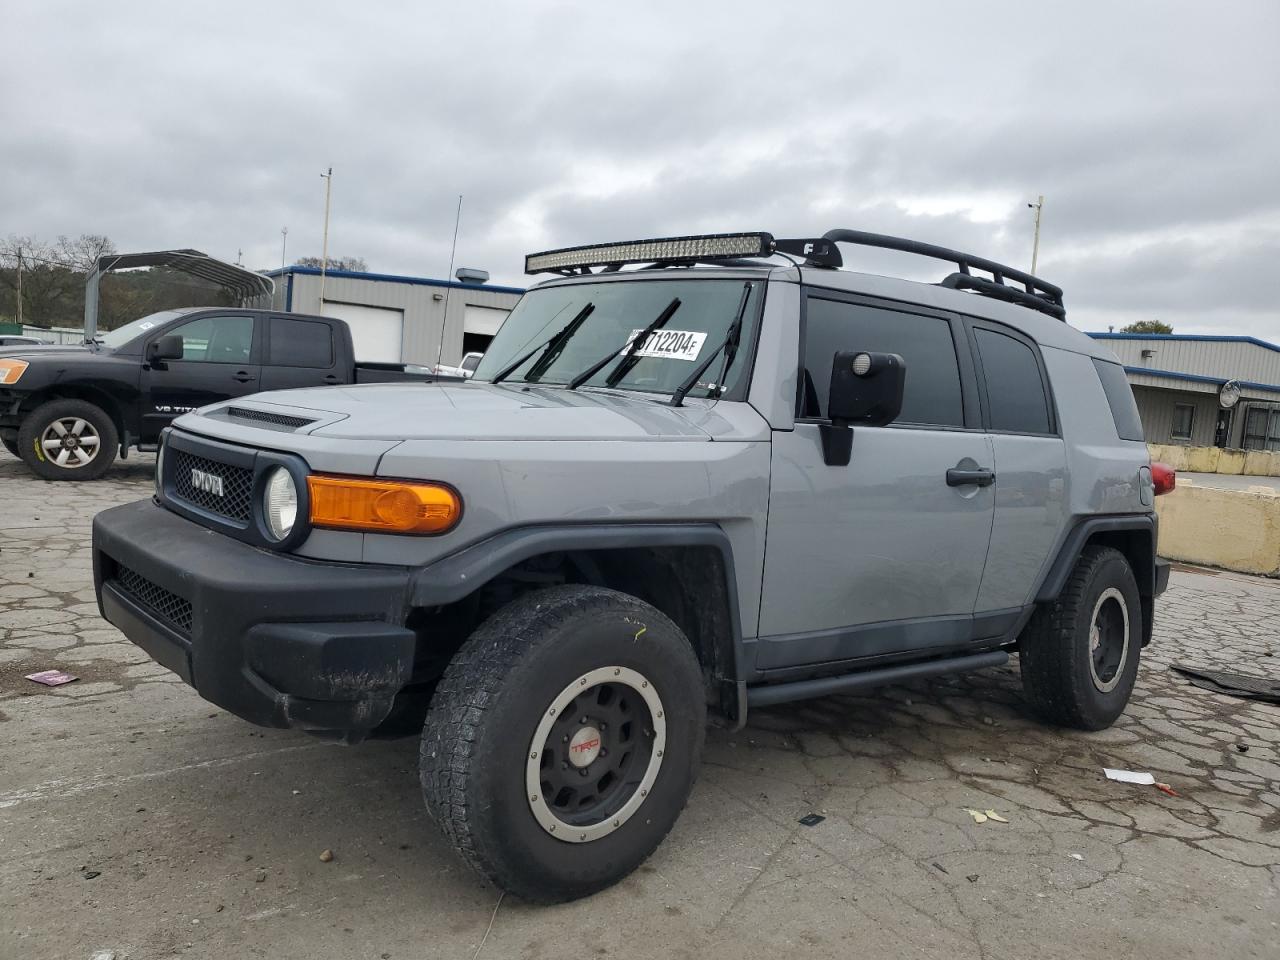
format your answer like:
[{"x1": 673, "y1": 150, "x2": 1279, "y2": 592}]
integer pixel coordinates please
[
  {"x1": 420, "y1": 584, "x2": 705, "y2": 902},
  {"x1": 1019, "y1": 546, "x2": 1142, "y2": 730},
  {"x1": 17, "y1": 399, "x2": 119, "y2": 481}
]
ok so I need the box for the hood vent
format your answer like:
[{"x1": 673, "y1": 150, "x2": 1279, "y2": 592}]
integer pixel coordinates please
[{"x1": 226, "y1": 407, "x2": 316, "y2": 430}]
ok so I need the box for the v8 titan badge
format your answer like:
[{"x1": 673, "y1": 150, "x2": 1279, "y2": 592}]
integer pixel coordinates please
[{"x1": 621, "y1": 328, "x2": 707, "y2": 362}]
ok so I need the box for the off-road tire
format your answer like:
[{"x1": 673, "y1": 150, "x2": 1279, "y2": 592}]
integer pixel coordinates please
[
  {"x1": 420, "y1": 584, "x2": 705, "y2": 902},
  {"x1": 1019, "y1": 545, "x2": 1142, "y2": 730},
  {"x1": 17, "y1": 399, "x2": 118, "y2": 481}
]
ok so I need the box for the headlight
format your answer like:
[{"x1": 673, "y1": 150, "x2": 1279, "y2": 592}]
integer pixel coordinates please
[
  {"x1": 263, "y1": 466, "x2": 298, "y2": 541},
  {"x1": 0, "y1": 359, "x2": 28, "y2": 385}
]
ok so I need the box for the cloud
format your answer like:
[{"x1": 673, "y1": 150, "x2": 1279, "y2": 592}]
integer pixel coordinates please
[{"x1": 2, "y1": 0, "x2": 1278, "y2": 337}]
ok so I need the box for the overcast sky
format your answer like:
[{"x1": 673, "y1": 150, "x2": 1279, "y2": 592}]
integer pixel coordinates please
[{"x1": 3, "y1": 1, "x2": 1278, "y2": 337}]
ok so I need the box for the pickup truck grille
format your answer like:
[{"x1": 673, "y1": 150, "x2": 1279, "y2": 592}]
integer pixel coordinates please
[
  {"x1": 113, "y1": 563, "x2": 194, "y2": 634},
  {"x1": 171, "y1": 449, "x2": 254, "y2": 523}
]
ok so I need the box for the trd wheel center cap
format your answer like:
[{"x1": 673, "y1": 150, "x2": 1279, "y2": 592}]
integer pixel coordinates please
[{"x1": 568, "y1": 725, "x2": 602, "y2": 768}]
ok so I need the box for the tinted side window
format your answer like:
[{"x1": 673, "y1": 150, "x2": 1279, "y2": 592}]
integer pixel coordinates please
[
  {"x1": 269, "y1": 318, "x2": 334, "y2": 368},
  {"x1": 167, "y1": 315, "x2": 254, "y2": 364},
  {"x1": 974, "y1": 328, "x2": 1051, "y2": 434},
  {"x1": 1092, "y1": 358, "x2": 1144, "y2": 441},
  {"x1": 802, "y1": 297, "x2": 964, "y2": 426}
]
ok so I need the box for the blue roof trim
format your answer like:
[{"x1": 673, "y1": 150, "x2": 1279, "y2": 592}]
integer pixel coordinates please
[
  {"x1": 266, "y1": 265, "x2": 525, "y2": 296},
  {"x1": 1124, "y1": 365, "x2": 1280, "y2": 394},
  {"x1": 1089, "y1": 332, "x2": 1280, "y2": 354}
]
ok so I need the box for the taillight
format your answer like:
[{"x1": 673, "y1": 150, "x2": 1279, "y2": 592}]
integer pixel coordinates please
[{"x1": 1151, "y1": 462, "x2": 1176, "y2": 496}]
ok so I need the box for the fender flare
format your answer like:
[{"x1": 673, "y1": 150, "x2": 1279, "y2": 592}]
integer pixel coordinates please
[
  {"x1": 406, "y1": 522, "x2": 747, "y2": 702},
  {"x1": 1034, "y1": 514, "x2": 1158, "y2": 602}
]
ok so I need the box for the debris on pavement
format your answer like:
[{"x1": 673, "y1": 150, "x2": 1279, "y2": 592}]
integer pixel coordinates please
[
  {"x1": 319, "y1": 849, "x2": 335, "y2": 862},
  {"x1": 82, "y1": 870, "x2": 101, "y2": 879},
  {"x1": 24, "y1": 670, "x2": 78, "y2": 686},
  {"x1": 1069, "y1": 853, "x2": 1084, "y2": 861},
  {"x1": 932, "y1": 862, "x2": 949, "y2": 874},
  {"x1": 983, "y1": 809, "x2": 1008, "y2": 823},
  {"x1": 1170, "y1": 663, "x2": 1280, "y2": 705},
  {"x1": 1155, "y1": 782, "x2": 1180, "y2": 798},
  {"x1": 1104, "y1": 768, "x2": 1156, "y2": 785}
]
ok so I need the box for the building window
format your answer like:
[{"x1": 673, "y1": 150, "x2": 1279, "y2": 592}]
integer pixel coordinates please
[
  {"x1": 1243, "y1": 405, "x2": 1280, "y2": 451},
  {"x1": 1171, "y1": 403, "x2": 1195, "y2": 441}
]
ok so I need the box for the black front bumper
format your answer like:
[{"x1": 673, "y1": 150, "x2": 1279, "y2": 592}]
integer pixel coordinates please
[{"x1": 93, "y1": 499, "x2": 416, "y2": 735}]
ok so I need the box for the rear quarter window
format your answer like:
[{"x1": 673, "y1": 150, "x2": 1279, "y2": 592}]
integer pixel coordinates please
[{"x1": 1092, "y1": 358, "x2": 1145, "y2": 441}]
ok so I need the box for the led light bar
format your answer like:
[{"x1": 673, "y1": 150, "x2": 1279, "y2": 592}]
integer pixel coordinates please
[{"x1": 525, "y1": 233, "x2": 774, "y2": 275}]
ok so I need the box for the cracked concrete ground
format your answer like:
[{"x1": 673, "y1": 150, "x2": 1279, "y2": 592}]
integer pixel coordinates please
[{"x1": 1, "y1": 446, "x2": 1277, "y2": 960}]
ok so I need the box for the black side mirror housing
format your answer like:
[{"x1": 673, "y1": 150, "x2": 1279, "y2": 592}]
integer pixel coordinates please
[
  {"x1": 147, "y1": 334, "x2": 185, "y2": 363},
  {"x1": 819, "y1": 351, "x2": 906, "y2": 466}
]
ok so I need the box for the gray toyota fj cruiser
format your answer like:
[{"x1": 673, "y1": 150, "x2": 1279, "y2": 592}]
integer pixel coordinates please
[{"x1": 92, "y1": 229, "x2": 1172, "y2": 902}]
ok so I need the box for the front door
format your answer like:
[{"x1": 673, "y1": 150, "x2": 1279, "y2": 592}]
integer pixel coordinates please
[
  {"x1": 756, "y1": 294, "x2": 996, "y2": 670},
  {"x1": 140, "y1": 313, "x2": 261, "y2": 438}
]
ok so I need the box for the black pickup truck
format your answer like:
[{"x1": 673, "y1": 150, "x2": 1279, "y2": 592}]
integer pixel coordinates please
[{"x1": 0, "y1": 307, "x2": 449, "y2": 480}]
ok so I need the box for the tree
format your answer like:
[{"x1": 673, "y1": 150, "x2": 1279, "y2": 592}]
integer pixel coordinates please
[
  {"x1": 1121, "y1": 319, "x2": 1173, "y2": 334},
  {"x1": 294, "y1": 255, "x2": 368, "y2": 272}
]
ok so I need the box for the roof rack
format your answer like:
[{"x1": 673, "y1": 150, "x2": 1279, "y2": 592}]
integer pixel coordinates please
[{"x1": 821, "y1": 229, "x2": 1066, "y2": 321}]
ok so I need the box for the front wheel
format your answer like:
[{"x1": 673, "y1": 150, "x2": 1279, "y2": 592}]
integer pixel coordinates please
[
  {"x1": 420, "y1": 585, "x2": 706, "y2": 902},
  {"x1": 1019, "y1": 545, "x2": 1142, "y2": 730},
  {"x1": 17, "y1": 399, "x2": 119, "y2": 480}
]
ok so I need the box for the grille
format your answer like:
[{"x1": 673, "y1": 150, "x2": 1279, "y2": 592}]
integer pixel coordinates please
[
  {"x1": 171, "y1": 449, "x2": 254, "y2": 523},
  {"x1": 113, "y1": 564, "x2": 193, "y2": 633},
  {"x1": 227, "y1": 406, "x2": 315, "y2": 429}
]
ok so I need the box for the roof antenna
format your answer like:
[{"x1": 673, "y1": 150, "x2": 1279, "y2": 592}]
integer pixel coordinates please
[{"x1": 436, "y1": 194, "x2": 463, "y2": 370}]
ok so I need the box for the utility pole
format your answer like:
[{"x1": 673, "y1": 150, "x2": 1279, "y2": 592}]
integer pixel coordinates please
[
  {"x1": 236, "y1": 248, "x2": 243, "y2": 266},
  {"x1": 1028, "y1": 194, "x2": 1044, "y2": 275},
  {"x1": 319, "y1": 167, "x2": 333, "y2": 306},
  {"x1": 15, "y1": 245, "x2": 22, "y2": 327}
]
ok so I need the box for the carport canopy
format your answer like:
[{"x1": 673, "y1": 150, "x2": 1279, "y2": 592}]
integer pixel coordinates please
[{"x1": 84, "y1": 249, "x2": 274, "y2": 339}]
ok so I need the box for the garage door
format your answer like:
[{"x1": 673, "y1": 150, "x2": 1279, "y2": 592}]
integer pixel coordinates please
[
  {"x1": 464, "y1": 305, "x2": 509, "y2": 338},
  {"x1": 320, "y1": 301, "x2": 404, "y2": 363}
]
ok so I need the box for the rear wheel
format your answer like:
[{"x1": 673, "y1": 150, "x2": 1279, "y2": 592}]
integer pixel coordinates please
[
  {"x1": 17, "y1": 399, "x2": 118, "y2": 481},
  {"x1": 1019, "y1": 546, "x2": 1142, "y2": 730},
  {"x1": 420, "y1": 585, "x2": 705, "y2": 902}
]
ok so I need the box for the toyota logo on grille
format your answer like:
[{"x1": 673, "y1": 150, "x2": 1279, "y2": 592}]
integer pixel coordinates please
[{"x1": 190, "y1": 467, "x2": 225, "y2": 497}]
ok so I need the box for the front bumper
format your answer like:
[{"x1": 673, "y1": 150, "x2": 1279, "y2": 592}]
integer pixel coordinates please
[{"x1": 93, "y1": 499, "x2": 416, "y2": 736}]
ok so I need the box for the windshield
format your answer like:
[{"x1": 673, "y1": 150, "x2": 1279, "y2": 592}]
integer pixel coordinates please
[
  {"x1": 98, "y1": 310, "x2": 186, "y2": 349},
  {"x1": 473, "y1": 278, "x2": 763, "y2": 399}
]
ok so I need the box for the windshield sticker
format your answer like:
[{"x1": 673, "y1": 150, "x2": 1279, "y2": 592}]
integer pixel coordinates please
[{"x1": 621, "y1": 329, "x2": 707, "y2": 362}]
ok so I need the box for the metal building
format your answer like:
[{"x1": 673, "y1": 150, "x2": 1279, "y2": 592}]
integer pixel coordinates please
[
  {"x1": 1089, "y1": 333, "x2": 1280, "y2": 450},
  {"x1": 262, "y1": 266, "x2": 524, "y2": 367}
]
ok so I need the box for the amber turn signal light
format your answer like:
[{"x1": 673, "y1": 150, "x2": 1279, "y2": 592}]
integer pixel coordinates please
[
  {"x1": 0, "y1": 359, "x2": 29, "y2": 385},
  {"x1": 307, "y1": 475, "x2": 462, "y2": 534}
]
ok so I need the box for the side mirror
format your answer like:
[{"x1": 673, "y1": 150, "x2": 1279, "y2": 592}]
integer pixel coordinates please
[
  {"x1": 147, "y1": 334, "x2": 184, "y2": 363},
  {"x1": 819, "y1": 350, "x2": 905, "y2": 466}
]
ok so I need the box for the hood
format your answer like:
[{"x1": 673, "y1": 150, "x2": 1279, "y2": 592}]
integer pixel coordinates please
[
  {"x1": 210, "y1": 381, "x2": 719, "y2": 442},
  {"x1": 0, "y1": 344, "x2": 93, "y2": 359}
]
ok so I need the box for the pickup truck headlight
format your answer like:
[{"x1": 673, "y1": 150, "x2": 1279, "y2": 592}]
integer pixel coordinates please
[
  {"x1": 263, "y1": 466, "x2": 298, "y2": 541},
  {"x1": 0, "y1": 359, "x2": 29, "y2": 384}
]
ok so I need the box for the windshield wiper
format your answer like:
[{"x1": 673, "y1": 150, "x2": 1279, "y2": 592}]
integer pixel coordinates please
[
  {"x1": 566, "y1": 297, "x2": 681, "y2": 391},
  {"x1": 670, "y1": 283, "x2": 751, "y2": 407},
  {"x1": 491, "y1": 303, "x2": 594, "y2": 385}
]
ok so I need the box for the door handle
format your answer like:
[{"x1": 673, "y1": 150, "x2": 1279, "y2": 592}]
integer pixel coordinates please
[
  {"x1": 232, "y1": 371, "x2": 257, "y2": 383},
  {"x1": 946, "y1": 466, "x2": 995, "y2": 487}
]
